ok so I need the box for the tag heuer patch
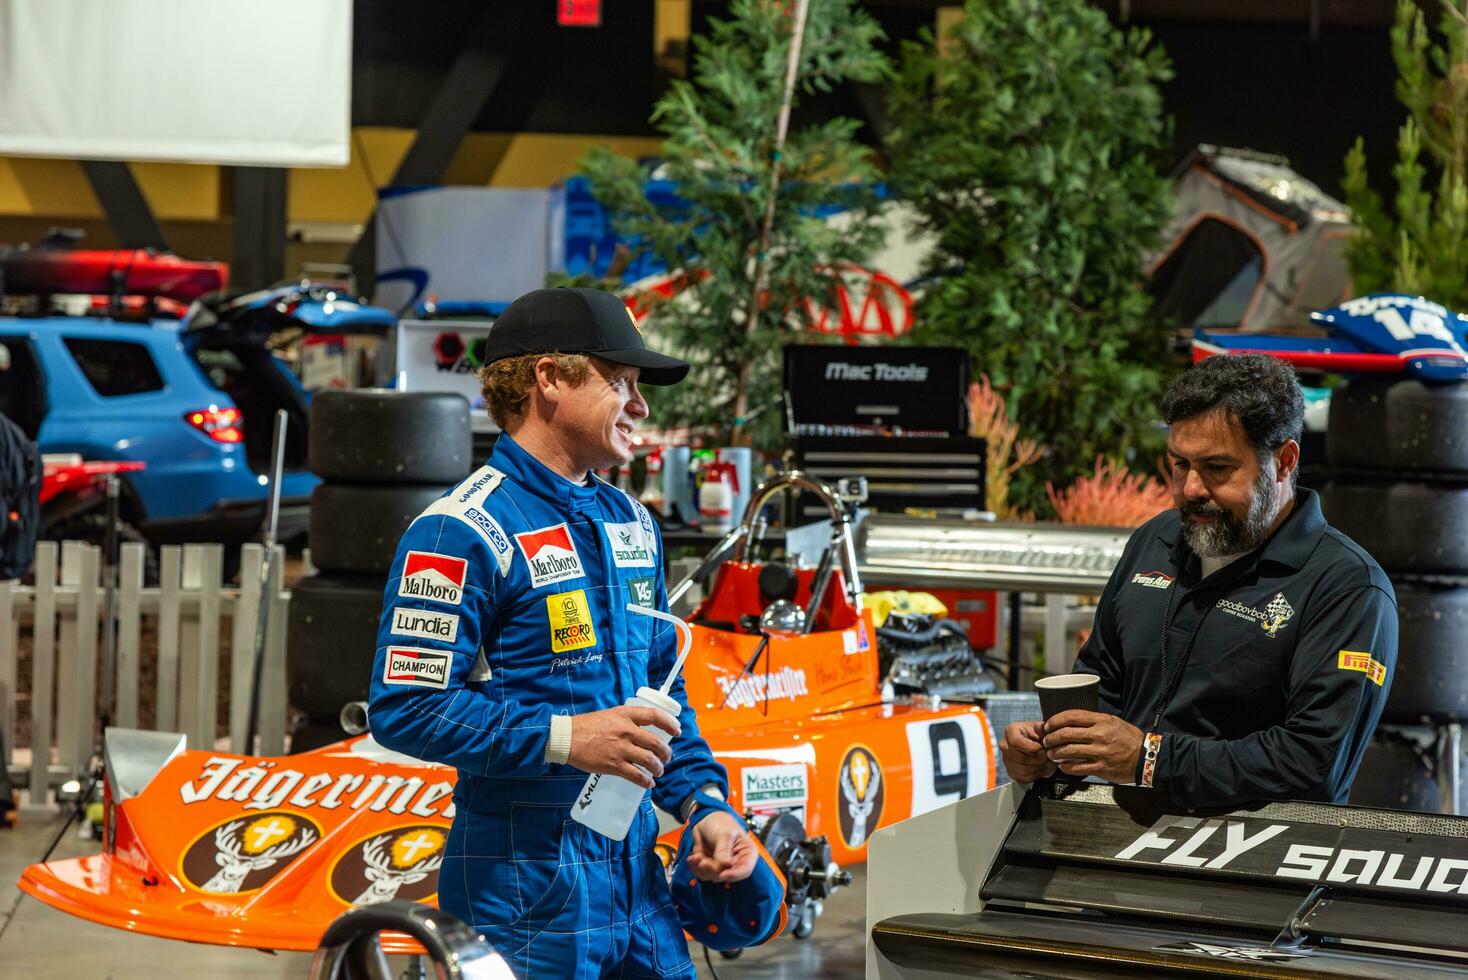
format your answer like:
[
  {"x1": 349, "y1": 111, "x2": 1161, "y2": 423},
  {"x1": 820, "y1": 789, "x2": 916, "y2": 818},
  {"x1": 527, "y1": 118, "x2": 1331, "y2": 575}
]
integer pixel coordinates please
[
  {"x1": 628, "y1": 576, "x2": 655, "y2": 608},
  {"x1": 547, "y1": 589, "x2": 597, "y2": 653},
  {"x1": 515, "y1": 524, "x2": 584, "y2": 588},
  {"x1": 1339, "y1": 649, "x2": 1387, "y2": 686},
  {"x1": 383, "y1": 647, "x2": 452, "y2": 689}
]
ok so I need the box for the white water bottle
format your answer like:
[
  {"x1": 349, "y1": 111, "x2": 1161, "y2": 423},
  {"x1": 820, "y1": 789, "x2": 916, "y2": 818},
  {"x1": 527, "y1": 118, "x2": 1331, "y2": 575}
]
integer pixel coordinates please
[{"x1": 570, "y1": 687, "x2": 682, "y2": 841}]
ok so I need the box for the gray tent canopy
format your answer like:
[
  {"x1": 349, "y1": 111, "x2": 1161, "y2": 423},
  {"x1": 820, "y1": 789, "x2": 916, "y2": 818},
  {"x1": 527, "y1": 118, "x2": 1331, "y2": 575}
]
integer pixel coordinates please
[{"x1": 1148, "y1": 145, "x2": 1354, "y2": 334}]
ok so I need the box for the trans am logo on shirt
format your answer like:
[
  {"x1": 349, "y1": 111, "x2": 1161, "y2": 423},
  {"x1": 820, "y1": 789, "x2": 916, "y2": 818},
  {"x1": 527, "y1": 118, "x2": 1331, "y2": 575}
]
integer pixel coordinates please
[
  {"x1": 398, "y1": 551, "x2": 466, "y2": 606},
  {"x1": 1130, "y1": 570, "x2": 1173, "y2": 590},
  {"x1": 515, "y1": 524, "x2": 584, "y2": 588}
]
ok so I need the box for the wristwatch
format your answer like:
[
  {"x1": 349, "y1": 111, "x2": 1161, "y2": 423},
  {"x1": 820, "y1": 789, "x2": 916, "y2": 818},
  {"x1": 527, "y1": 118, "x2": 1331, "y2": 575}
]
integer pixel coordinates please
[{"x1": 680, "y1": 783, "x2": 725, "y2": 822}]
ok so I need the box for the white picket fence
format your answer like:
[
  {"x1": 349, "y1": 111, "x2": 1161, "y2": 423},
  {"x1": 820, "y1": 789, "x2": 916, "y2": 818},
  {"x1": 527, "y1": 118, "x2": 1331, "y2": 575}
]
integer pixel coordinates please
[{"x1": 0, "y1": 540, "x2": 290, "y2": 804}]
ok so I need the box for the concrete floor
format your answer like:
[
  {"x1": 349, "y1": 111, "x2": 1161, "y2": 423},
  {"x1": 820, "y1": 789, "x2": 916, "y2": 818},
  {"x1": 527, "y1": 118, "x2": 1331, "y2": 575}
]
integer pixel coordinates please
[{"x1": 0, "y1": 805, "x2": 866, "y2": 979}]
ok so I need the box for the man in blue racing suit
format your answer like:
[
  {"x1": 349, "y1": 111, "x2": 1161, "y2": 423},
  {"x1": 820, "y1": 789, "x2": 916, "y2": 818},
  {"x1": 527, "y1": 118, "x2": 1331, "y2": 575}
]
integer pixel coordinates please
[{"x1": 370, "y1": 287, "x2": 756, "y2": 978}]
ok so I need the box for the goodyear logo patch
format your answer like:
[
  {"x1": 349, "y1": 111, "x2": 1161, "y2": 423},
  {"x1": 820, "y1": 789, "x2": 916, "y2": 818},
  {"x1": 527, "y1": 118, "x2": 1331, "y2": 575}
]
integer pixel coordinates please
[
  {"x1": 548, "y1": 589, "x2": 597, "y2": 653},
  {"x1": 1339, "y1": 650, "x2": 1387, "y2": 686}
]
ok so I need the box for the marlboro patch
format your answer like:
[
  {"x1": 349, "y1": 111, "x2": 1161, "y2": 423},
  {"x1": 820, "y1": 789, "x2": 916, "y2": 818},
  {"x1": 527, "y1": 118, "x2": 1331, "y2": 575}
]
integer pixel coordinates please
[
  {"x1": 398, "y1": 551, "x2": 467, "y2": 606},
  {"x1": 515, "y1": 524, "x2": 584, "y2": 589}
]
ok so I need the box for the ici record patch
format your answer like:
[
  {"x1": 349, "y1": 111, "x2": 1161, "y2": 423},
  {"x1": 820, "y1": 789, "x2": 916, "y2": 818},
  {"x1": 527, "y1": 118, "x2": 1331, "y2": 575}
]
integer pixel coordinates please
[
  {"x1": 547, "y1": 589, "x2": 597, "y2": 653},
  {"x1": 389, "y1": 607, "x2": 459, "y2": 643},
  {"x1": 837, "y1": 744, "x2": 884, "y2": 850},
  {"x1": 515, "y1": 523, "x2": 584, "y2": 588},
  {"x1": 383, "y1": 646, "x2": 451, "y2": 689},
  {"x1": 398, "y1": 551, "x2": 467, "y2": 606}
]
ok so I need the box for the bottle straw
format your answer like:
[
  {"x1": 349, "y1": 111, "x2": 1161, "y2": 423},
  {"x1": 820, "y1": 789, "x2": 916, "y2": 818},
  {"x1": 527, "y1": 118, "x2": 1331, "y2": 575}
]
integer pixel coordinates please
[{"x1": 627, "y1": 603, "x2": 693, "y2": 695}]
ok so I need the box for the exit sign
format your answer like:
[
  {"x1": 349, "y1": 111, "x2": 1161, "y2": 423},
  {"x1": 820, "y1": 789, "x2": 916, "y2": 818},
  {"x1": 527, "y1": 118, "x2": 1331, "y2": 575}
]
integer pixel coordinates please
[{"x1": 558, "y1": 0, "x2": 601, "y2": 27}]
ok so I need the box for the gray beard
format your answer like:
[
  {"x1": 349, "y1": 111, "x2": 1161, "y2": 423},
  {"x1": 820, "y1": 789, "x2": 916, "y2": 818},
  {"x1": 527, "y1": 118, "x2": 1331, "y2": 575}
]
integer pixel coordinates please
[{"x1": 1181, "y1": 467, "x2": 1279, "y2": 558}]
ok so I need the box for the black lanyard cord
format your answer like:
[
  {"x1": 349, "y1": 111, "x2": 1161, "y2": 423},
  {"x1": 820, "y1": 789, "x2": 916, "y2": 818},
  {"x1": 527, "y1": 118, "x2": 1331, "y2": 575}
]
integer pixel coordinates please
[{"x1": 1150, "y1": 582, "x2": 1221, "y2": 731}]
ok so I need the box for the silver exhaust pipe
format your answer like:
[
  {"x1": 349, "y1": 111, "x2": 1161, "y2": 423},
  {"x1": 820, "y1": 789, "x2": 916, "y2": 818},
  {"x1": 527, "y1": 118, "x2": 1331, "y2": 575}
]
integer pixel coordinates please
[{"x1": 339, "y1": 701, "x2": 370, "y2": 736}]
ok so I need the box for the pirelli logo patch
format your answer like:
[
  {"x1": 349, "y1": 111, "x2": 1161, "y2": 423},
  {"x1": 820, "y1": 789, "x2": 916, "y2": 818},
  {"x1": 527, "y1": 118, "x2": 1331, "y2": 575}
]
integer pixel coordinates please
[
  {"x1": 384, "y1": 647, "x2": 451, "y2": 689},
  {"x1": 547, "y1": 589, "x2": 597, "y2": 654},
  {"x1": 1339, "y1": 650, "x2": 1387, "y2": 686}
]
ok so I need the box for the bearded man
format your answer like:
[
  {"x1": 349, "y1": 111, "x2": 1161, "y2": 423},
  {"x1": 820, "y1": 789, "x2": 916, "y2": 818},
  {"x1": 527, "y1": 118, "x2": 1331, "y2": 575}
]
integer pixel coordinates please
[{"x1": 1001, "y1": 354, "x2": 1397, "y2": 808}]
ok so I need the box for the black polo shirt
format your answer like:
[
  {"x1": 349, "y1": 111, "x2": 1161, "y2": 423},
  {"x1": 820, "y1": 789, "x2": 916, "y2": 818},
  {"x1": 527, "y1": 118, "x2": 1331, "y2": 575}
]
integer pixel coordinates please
[{"x1": 1073, "y1": 488, "x2": 1396, "y2": 809}]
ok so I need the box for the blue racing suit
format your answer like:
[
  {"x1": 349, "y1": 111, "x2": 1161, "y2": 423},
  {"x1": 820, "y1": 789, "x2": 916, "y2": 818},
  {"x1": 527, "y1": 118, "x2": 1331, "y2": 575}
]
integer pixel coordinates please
[{"x1": 369, "y1": 434, "x2": 727, "y2": 978}]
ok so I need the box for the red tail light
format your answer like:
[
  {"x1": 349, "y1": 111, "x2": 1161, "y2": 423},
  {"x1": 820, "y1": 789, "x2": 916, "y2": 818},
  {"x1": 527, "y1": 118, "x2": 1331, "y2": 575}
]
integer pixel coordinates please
[{"x1": 185, "y1": 406, "x2": 244, "y2": 443}]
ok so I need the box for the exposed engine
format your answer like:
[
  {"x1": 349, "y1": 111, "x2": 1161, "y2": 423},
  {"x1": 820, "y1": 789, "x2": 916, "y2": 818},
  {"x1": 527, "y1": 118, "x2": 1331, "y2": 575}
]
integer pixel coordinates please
[
  {"x1": 877, "y1": 612, "x2": 998, "y2": 700},
  {"x1": 752, "y1": 811, "x2": 851, "y2": 940}
]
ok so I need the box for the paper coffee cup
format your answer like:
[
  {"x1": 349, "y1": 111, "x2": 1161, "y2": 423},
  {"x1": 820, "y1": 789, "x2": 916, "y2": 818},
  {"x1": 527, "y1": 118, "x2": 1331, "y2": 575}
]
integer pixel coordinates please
[{"x1": 1034, "y1": 673, "x2": 1099, "y2": 721}]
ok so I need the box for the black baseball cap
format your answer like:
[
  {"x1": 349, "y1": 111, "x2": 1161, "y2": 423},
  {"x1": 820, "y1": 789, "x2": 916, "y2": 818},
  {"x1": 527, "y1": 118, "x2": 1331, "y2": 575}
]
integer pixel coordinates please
[{"x1": 483, "y1": 287, "x2": 689, "y2": 386}]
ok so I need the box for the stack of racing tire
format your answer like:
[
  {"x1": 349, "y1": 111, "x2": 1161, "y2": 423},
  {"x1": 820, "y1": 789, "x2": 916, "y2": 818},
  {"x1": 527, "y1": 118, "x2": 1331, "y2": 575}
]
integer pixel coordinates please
[
  {"x1": 288, "y1": 390, "x2": 473, "y2": 752},
  {"x1": 1319, "y1": 377, "x2": 1468, "y2": 812}
]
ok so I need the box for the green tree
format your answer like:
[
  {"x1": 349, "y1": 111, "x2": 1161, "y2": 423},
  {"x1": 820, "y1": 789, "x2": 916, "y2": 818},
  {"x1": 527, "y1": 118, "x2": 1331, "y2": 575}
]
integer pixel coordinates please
[
  {"x1": 565, "y1": 0, "x2": 889, "y2": 445},
  {"x1": 1342, "y1": 0, "x2": 1468, "y2": 307},
  {"x1": 885, "y1": 0, "x2": 1174, "y2": 514}
]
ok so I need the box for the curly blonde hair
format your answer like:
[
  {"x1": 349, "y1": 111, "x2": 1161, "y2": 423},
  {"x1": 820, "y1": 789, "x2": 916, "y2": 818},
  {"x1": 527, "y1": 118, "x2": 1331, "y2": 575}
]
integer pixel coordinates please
[{"x1": 479, "y1": 352, "x2": 591, "y2": 429}]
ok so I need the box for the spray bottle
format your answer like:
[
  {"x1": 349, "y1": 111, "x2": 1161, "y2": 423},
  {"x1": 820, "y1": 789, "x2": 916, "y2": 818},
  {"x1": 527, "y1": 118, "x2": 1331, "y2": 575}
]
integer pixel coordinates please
[{"x1": 570, "y1": 604, "x2": 694, "y2": 840}]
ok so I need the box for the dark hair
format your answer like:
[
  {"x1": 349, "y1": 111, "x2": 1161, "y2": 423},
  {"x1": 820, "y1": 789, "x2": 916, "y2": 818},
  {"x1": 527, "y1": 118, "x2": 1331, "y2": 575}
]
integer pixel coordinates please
[{"x1": 1161, "y1": 354, "x2": 1304, "y2": 458}]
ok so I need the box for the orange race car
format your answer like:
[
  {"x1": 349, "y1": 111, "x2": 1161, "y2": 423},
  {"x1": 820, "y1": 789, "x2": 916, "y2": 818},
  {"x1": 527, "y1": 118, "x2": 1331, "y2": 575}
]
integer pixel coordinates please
[{"x1": 19, "y1": 473, "x2": 1002, "y2": 953}]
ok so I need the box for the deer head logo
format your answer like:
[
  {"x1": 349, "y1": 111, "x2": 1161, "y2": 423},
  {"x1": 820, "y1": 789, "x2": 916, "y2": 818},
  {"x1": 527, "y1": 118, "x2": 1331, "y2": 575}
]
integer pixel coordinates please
[
  {"x1": 351, "y1": 830, "x2": 446, "y2": 906},
  {"x1": 197, "y1": 816, "x2": 316, "y2": 894},
  {"x1": 838, "y1": 746, "x2": 883, "y2": 849}
]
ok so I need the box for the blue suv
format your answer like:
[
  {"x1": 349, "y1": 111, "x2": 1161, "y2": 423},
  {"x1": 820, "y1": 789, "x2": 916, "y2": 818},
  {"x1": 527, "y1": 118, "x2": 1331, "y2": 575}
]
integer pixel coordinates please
[{"x1": 0, "y1": 285, "x2": 395, "y2": 557}]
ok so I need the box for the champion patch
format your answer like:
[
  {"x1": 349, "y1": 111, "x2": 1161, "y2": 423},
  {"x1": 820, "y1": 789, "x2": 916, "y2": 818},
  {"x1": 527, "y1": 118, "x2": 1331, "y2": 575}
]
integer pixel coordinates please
[
  {"x1": 383, "y1": 647, "x2": 452, "y2": 689},
  {"x1": 398, "y1": 551, "x2": 466, "y2": 606},
  {"x1": 515, "y1": 524, "x2": 584, "y2": 588},
  {"x1": 389, "y1": 607, "x2": 460, "y2": 643},
  {"x1": 1339, "y1": 650, "x2": 1387, "y2": 686},
  {"x1": 547, "y1": 589, "x2": 597, "y2": 654},
  {"x1": 604, "y1": 521, "x2": 656, "y2": 568}
]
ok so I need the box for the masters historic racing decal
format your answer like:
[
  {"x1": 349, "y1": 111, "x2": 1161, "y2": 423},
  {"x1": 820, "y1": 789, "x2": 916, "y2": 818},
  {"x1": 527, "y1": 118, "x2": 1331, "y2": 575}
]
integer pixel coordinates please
[
  {"x1": 383, "y1": 646, "x2": 452, "y2": 689},
  {"x1": 515, "y1": 523, "x2": 585, "y2": 588},
  {"x1": 329, "y1": 824, "x2": 446, "y2": 906},
  {"x1": 604, "y1": 521, "x2": 657, "y2": 568},
  {"x1": 398, "y1": 551, "x2": 467, "y2": 606},
  {"x1": 389, "y1": 607, "x2": 459, "y2": 643},
  {"x1": 837, "y1": 744, "x2": 884, "y2": 850},
  {"x1": 180, "y1": 811, "x2": 320, "y2": 895},
  {"x1": 741, "y1": 764, "x2": 808, "y2": 818},
  {"x1": 547, "y1": 589, "x2": 597, "y2": 654}
]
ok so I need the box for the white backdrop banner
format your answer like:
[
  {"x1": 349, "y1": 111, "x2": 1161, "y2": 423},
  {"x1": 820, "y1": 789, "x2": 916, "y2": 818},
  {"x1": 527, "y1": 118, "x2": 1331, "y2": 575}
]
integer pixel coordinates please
[{"x1": 0, "y1": 0, "x2": 351, "y2": 166}]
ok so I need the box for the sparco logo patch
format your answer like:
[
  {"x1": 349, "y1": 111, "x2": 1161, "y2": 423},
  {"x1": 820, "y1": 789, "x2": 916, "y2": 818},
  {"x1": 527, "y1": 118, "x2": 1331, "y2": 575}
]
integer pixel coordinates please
[
  {"x1": 515, "y1": 524, "x2": 584, "y2": 588},
  {"x1": 1131, "y1": 570, "x2": 1173, "y2": 590},
  {"x1": 398, "y1": 551, "x2": 466, "y2": 606},
  {"x1": 462, "y1": 506, "x2": 513, "y2": 576},
  {"x1": 547, "y1": 589, "x2": 597, "y2": 654},
  {"x1": 389, "y1": 607, "x2": 460, "y2": 643},
  {"x1": 383, "y1": 647, "x2": 451, "y2": 689},
  {"x1": 604, "y1": 521, "x2": 655, "y2": 568}
]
